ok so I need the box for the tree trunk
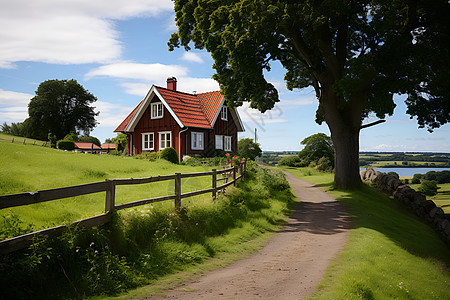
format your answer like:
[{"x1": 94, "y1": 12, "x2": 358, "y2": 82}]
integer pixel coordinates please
[{"x1": 331, "y1": 126, "x2": 362, "y2": 189}]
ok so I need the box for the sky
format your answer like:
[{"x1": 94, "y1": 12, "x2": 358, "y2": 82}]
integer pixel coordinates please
[{"x1": 0, "y1": 0, "x2": 448, "y2": 153}]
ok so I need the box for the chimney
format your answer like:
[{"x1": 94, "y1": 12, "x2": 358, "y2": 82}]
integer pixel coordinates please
[{"x1": 167, "y1": 77, "x2": 177, "y2": 91}]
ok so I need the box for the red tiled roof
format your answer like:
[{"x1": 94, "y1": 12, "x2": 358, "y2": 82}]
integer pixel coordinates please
[
  {"x1": 114, "y1": 85, "x2": 226, "y2": 132},
  {"x1": 101, "y1": 143, "x2": 116, "y2": 149},
  {"x1": 156, "y1": 87, "x2": 212, "y2": 128},
  {"x1": 196, "y1": 91, "x2": 224, "y2": 124},
  {"x1": 74, "y1": 142, "x2": 102, "y2": 150}
]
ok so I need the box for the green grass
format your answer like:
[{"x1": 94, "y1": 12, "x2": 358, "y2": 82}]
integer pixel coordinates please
[
  {"x1": 281, "y1": 167, "x2": 450, "y2": 300},
  {"x1": 410, "y1": 183, "x2": 450, "y2": 214},
  {"x1": 0, "y1": 142, "x2": 296, "y2": 299},
  {"x1": 0, "y1": 132, "x2": 51, "y2": 147},
  {"x1": 0, "y1": 141, "x2": 213, "y2": 235}
]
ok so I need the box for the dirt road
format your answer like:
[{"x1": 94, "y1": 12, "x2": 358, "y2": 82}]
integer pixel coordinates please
[{"x1": 148, "y1": 171, "x2": 350, "y2": 299}]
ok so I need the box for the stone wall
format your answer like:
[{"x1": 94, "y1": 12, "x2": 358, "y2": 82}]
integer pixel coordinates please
[{"x1": 361, "y1": 167, "x2": 450, "y2": 245}]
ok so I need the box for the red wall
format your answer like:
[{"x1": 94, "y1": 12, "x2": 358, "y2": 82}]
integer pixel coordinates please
[{"x1": 128, "y1": 100, "x2": 240, "y2": 159}]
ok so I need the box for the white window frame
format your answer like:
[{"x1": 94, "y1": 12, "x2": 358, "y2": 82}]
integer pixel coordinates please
[
  {"x1": 224, "y1": 136, "x2": 232, "y2": 152},
  {"x1": 221, "y1": 106, "x2": 228, "y2": 121},
  {"x1": 215, "y1": 135, "x2": 223, "y2": 150},
  {"x1": 142, "y1": 132, "x2": 154, "y2": 151},
  {"x1": 191, "y1": 132, "x2": 204, "y2": 150},
  {"x1": 151, "y1": 102, "x2": 163, "y2": 119},
  {"x1": 159, "y1": 131, "x2": 171, "y2": 150}
]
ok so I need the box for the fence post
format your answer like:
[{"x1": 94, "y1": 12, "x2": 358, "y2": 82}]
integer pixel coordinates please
[
  {"x1": 105, "y1": 179, "x2": 116, "y2": 213},
  {"x1": 212, "y1": 169, "x2": 217, "y2": 198},
  {"x1": 175, "y1": 173, "x2": 181, "y2": 210},
  {"x1": 243, "y1": 159, "x2": 247, "y2": 181},
  {"x1": 233, "y1": 166, "x2": 237, "y2": 186}
]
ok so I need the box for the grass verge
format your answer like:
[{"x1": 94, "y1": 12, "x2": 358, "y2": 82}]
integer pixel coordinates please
[
  {"x1": 1, "y1": 160, "x2": 295, "y2": 299},
  {"x1": 281, "y1": 166, "x2": 450, "y2": 300}
]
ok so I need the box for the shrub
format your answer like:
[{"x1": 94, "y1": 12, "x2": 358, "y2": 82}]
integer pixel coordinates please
[
  {"x1": 57, "y1": 140, "x2": 75, "y2": 151},
  {"x1": 418, "y1": 180, "x2": 439, "y2": 196},
  {"x1": 135, "y1": 151, "x2": 160, "y2": 161},
  {"x1": 159, "y1": 147, "x2": 178, "y2": 164},
  {"x1": 387, "y1": 171, "x2": 400, "y2": 179},
  {"x1": 316, "y1": 157, "x2": 333, "y2": 172},
  {"x1": 278, "y1": 155, "x2": 301, "y2": 167}
]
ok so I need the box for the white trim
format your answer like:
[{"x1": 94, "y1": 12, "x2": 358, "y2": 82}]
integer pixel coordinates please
[
  {"x1": 142, "y1": 132, "x2": 154, "y2": 150},
  {"x1": 159, "y1": 131, "x2": 172, "y2": 150},
  {"x1": 224, "y1": 136, "x2": 232, "y2": 151},
  {"x1": 221, "y1": 106, "x2": 228, "y2": 121},
  {"x1": 125, "y1": 85, "x2": 185, "y2": 132},
  {"x1": 211, "y1": 97, "x2": 226, "y2": 127},
  {"x1": 191, "y1": 132, "x2": 204, "y2": 150},
  {"x1": 150, "y1": 102, "x2": 163, "y2": 119},
  {"x1": 215, "y1": 135, "x2": 223, "y2": 150}
]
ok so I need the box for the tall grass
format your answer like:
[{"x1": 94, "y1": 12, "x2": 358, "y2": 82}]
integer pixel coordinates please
[
  {"x1": 282, "y1": 167, "x2": 450, "y2": 299},
  {"x1": 1, "y1": 146, "x2": 295, "y2": 299}
]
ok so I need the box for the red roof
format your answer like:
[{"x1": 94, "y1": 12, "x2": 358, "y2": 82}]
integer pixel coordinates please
[
  {"x1": 101, "y1": 143, "x2": 116, "y2": 149},
  {"x1": 114, "y1": 85, "x2": 226, "y2": 132},
  {"x1": 74, "y1": 142, "x2": 102, "y2": 150}
]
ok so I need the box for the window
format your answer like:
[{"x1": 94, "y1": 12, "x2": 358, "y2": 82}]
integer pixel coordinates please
[
  {"x1": 221, "y1": 106, "x2": 228, "y2": 121},
  {"x1": 215, "y1": 135, "x2": 223, "y2": 150},
  {"x1": 151, "y1": 102, "x2": 163, "y2": 119},
  {"x1": 142, "y1": 133, "x2": 154, "y2": 150},
  {"x1": 224, "y1": 136, "x2": 232, "y2": 152},
  {"x1": 191, "y1": 132, "x2": 204, "y2": 150},
  {"x1": 159, "y1": 131, "x2": 171, "y2": 150}
]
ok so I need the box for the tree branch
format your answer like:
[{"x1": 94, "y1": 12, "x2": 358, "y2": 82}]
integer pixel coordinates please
[{"x1": 360, "y1": 119, "x2": 386, "y2": 129}]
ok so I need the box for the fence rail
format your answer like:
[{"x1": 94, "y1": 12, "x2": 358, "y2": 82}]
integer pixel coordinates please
[
  {"x1": 0, "y1": 162, "x2": 246, "y2": 255},
  {"x1": 0, "y1": 136, "x2": 50, "y2": 147}
]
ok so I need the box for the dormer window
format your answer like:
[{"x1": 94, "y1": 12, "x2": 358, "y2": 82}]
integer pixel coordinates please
[
  {"x1": 221, "y1": 106, "x2": 228, "y2": 121},
  {"x1": 151, "y1": 102, "x2": 163, "y2": 119}
]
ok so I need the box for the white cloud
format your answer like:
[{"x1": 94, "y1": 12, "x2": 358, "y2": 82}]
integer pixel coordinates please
[
  {"x1": 0, "y1": 0, "x2": 173, "y2": 67},
  {"x1": 181, "y1": 52, "x2": 204, "y2": 64},
  {"x1": 94, "y1": 101, "x2": 134, "y2": 127},
  {"x1": 0, "y1": 89, "x2": 33, "y2": 105},
  {"x1": 86, "y1": 63, "x2": 189, "y2": 81},
  {"x1": 0, "y1": 107, "x2": 28, "y2": 122},
  {"x1": 237, "y1": 102, "x2": 287, "y2": 133},
  {"x1": 87, "y1": 62, "x2": 219, "y2": 95}
]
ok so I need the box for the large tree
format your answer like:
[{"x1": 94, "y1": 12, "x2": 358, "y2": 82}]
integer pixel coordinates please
[
  {"x1": 26, "y1": 79, "x2": 99, "y2": 140},
  {"x1": 169, "y1": 0, "x2": 450, "y2": 189}
]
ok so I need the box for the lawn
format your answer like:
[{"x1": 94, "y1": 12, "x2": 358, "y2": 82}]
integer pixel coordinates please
[
  {"x1": 281, "y1": 166, "x2": 450, "y2": 300},
  {"x1": 0, "y1": 141, "x2": 213, "y2": 234}
]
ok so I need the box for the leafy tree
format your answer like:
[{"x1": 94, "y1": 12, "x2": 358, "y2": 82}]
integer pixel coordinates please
[
  {"x1": 63, "y1": 132, "x2": 79, "y2": 142},
  {"x1": 112, "y1": 133, "x2": 128, "y2": 152},
  {"x1": 418, "y1": 180, "x2": 439, "y2": 196},
  {"x1": 169, "y1": 0, "x2": 450, "y2": 189},
  {"x1": 26, "y1": 79, "x2": 98, "y2": 140},
  {"x1": 298, "y1": 133, "x2": 334, "y2": 166},
  {"x1": 79, "y1": 135, "x2": 101, "y2": 147},
  {"x1": 238, "y1": 138, "x2": 262, "y2": 160}
]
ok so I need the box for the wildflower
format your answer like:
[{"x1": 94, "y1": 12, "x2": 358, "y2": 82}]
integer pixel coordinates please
[
  {"x1": 90, "y1": 242, "x2": 95, "y2": 247},
  {"x1": 225, "y1": 153, "x2": 230, "y2": 157}
]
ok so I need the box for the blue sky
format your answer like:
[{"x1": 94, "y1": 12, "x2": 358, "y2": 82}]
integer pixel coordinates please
[{"x1": 0, "y1": 0, "x2": 448, "y2": 152}]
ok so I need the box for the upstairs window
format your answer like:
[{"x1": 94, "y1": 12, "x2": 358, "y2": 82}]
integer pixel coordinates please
[
  {"x1": 191, "y1": 132, "x2": 204, "y2": 150},
  {"x1": 221, "y1": 106, "x2": 228, "y2": 121},
  {"x1": 151, "y1": 102, "x2": 163, "y2": 119}
]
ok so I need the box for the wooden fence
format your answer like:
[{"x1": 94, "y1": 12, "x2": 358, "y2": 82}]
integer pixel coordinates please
[
  {"x1": 0, "y1": 163, "x2": 245, "y2": 255},
  {"x1": 0, "y1": 136, "x2": 50, "y2": 147}
]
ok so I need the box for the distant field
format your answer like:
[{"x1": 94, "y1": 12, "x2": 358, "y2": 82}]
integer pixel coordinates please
[
  {"x1": 369, "y1": 161, "x2": 446, "y2": 167},
  {"x1": 409, "y1": 183, "x2": 450, "y2": 213},
  {"x1": 0, "y1": 141, "x2": 213, "y2": 232}
]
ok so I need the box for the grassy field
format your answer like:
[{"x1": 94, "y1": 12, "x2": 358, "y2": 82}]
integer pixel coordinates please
[
  {"x1": 0, "y1": 132, "x2": 50, "y2": 147},
  {"x1": 0, "y1": 140, "x2": 296, "y2": 299},
  {"x1": 409, "y1": 183, "x2": 450, "y2": 214},
  {"x1": 281, "y1": 166, "x2": 450, "y2": 299},
  {"x1": 0, "y1": 141, "x2": 214, "y2": 234}
]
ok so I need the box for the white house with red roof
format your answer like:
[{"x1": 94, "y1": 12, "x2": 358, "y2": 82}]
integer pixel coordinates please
[{"x1": 114, "y1": 77, "x2": 244, "y2": 161}]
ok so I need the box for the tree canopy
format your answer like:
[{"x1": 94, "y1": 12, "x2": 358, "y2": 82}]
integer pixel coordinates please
[
  {"x1": 238, "y1": 138, "x2": 262, "y2": 160},
  {"x1": 298, "y1": 133, "x2": 334, "y2": 165},
  {"x1": 26, "y1": 79, "x2": 98, "y2": 140},
  {"x1": 169, "y1": 0, "x2": 450, "y2": 188}
]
